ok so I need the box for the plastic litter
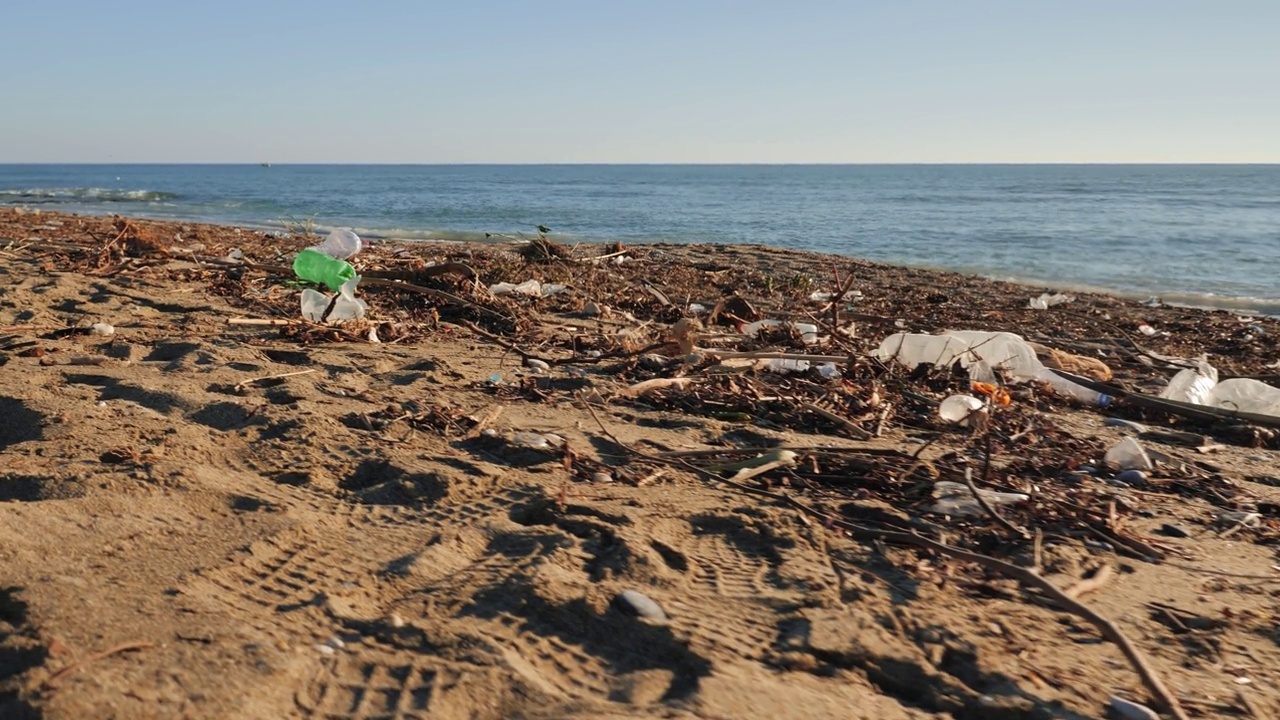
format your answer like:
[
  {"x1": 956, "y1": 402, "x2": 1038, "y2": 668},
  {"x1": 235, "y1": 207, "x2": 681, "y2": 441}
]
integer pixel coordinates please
[
  {"x1": 1109, "y1": 696, "x2": 1159, "y2": 720},
  {"x1": 314, "y1": 228, "x2": 362, "y2": 259},
  {"x1": 293, "y1": 247, "x2": 357, "y2": 291},
  {"x1": 507, "y1": 431, "x2": 565, "y2": 450},
  {"x1": 930, "y1": 481, "x2": 1029, "y2": 517},
  {"x1": 875, "y1": 331, "x2": 1111, "y2": 405},
  {"x1": 488, "y1": 279, "x2": 567, "y2": 297},
  {"x1": 765, "y1": 358, "x2": 810, "y2": 373},
  {"x1": 1103, "y1": 417, "x2": 1148, "y2": 434},
  {"x1": 815, "y1": 362, "x2": 842, "y2": 380},
  {"x1": 1206, "y1": 378, "x2": 1280, "y2": 417},
  {"x1": 938, "y1": 395, "x2": 985, "y2": 425},
  {"x1": 525, "y1": 358, "x2": 550, "y2": 373},
  {"x1": 1104, "y1": 437, "x2": 1153, "y2": 471},
  {"x1": 1159, "y1": 360, "x2": 1218, "y2": 405},
  {"x1": 299, "y1": 277, "x2": 367, "y2": 322},
  {"x1": 1028, "y1": 292, "x2": 1073, "y2": 310}
]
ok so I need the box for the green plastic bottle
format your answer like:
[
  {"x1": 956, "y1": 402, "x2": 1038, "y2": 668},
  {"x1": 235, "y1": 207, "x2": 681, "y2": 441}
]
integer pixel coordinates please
[{"x1": 292, "y1": 248, "x2": 356, "y2": 291}]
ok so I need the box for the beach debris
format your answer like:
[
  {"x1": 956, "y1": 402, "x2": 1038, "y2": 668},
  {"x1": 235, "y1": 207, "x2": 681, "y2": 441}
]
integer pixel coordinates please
[
  {"x1": 1032, "y1": 344, "x2": 1113, "y2": 381},
  {"x1": 617, "y1": 377, "x2": 695, "y2": 398},
  {"x1": 525, "y1": 358, "x2": 550, "y2": 373},
  {"x1": 1159, "y1": 360, "x2": 1218, "y2": 404},
  {"x1": 764, "y1": 358, "x2": 810, "y2": 373},
  {"x1": 501, "y1": 430, "x2": 565, "y2": 450},
  {"x1": 1157, "y1": 523, "x2": 1191, "y2": 538},
  {"x1": 1206, "y1": 378, "x2": 1280, "y2": 417},
  {"x1": 1104, "y1": 437, "x2": 1153, "y2": 471},
  {"x1": 930, "y1": 481, "x2": 1029, "y2": 517},
  {"x1": 300, "y1": 277, "x2": 367, "y2": 322},
  {"x1": 488, "y1": 279, "x2": 567, "y2": 297},
  {"x1": 938, "y1": 394, "x2": 985, "y2": 426},
  {"x1": 89, "y1": 322, "x2": 115, "y2": 336},
  {"x1": 668, "y1": 317, "x2": 702, "y2": 354},
  {"x1": 314, "y1": 228, "x2": 362, "y2": 259},
  {"x1": 582, "y1": 301, "x2": 604, "y2": 317},
  {"x1": 1109, "y1": 695, "x2": 1159, "y2": 720},
  {"x1": 1104, "y1": 417, "x2": 1148, "y2": 434},
  {"x1": 293, "y1": 247, "x2": 356, "y2": 291},
  {"x1": 1028, "y1": 292, "x2": 1073, "y2": 310},
  {"x1": 742, "y1": 319, "x2": 819, "y2": 345},
  {"x1": 613, "y1": 590, "x2": 667, "y2": 621}
]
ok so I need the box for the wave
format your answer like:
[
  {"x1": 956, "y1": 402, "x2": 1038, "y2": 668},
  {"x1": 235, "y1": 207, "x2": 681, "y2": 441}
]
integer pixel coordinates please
[
  {"x1": 339, "y1": 226, "x2": 525, "y2": 243},
  {"x1": 970, "y1": 272, "x2": 1280, "y2": 317},
  {"x1": 0, "y1": 187, "x2": 178, "y2": 203}
]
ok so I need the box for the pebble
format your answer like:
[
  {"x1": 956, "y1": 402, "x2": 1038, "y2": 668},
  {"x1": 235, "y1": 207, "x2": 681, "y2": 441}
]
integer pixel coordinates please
[
  {"x1": 525, "y1": 358, "x2": 550, "y2": 373},
  {"x1": 89, "y1": 323, "x2": 115, "y2": 337},
  {"x1": 583, "y1": 301, "x2": 603, "y2": 317},
  {"x1": 614, "y1": 589, "x2": 667, "y2": 621},
  {"x1": 591, "y1": 472, "x2": 613, "y2": 483},
  {"x1": 1157, "y1": 523, "x2": 1191, "y2": 538},
  {"x1": 1114, "y1": 469, "x2": 1148, "y2": 485},
  {"x1": 314, "y1": 644, "x2": 336, "y2": 656},
  {"x1": 325, "y1": 636, "x2": 345, "y2": 649}
]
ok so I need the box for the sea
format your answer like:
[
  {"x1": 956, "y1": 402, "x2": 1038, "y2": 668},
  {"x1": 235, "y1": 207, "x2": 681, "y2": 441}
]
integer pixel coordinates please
[{"x1": 1, "y1": 164, "x2": 1277, "y2": 314}]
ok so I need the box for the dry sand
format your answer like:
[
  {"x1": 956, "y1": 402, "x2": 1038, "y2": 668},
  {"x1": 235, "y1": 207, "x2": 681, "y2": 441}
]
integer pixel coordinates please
[{"x1": 1, "y1": 210, "x2": 1279, "y2": 719}]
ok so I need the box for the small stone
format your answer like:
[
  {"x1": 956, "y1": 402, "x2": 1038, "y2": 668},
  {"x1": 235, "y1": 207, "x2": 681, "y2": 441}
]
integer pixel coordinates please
[
  {"x1": 1114, "y1": 469, "x2": 1148, "y2": 485},
  {"x1": 591, "y1": 472, "x2": 613, "y2": 483},
  {"x1": 314, "y1": 644, "x2": 335, "y2": 656},
  {"x1": 1157, "y1": 523, "x2": 1191, "y2": 538},
  {"x1": 583, "y1": 301, "x2": 603, "y2": 317},
  {"x1": 614, "y1": 589, "x2": 666, "y2": 621},
  {"x1": 325, "y1": 637, "x2": 345, "y2": 649},
  {"x1": 387, "y1": 613, "x2": 405, "y2": 628}
]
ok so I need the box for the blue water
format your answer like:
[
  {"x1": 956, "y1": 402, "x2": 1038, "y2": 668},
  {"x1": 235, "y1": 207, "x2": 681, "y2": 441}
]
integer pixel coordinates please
[{"x1": 2, "y1": 164, "x2": 1278, "y2": 312}]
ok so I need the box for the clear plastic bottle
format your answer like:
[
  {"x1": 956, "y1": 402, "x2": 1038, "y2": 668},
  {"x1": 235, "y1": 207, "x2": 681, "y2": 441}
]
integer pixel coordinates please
[
  {"x1": 1035, "y1": 368, "x2": 1113, "y2": 406},
  {"x1": 314, "y1": 229, "x2": 362, "y2": 259}
]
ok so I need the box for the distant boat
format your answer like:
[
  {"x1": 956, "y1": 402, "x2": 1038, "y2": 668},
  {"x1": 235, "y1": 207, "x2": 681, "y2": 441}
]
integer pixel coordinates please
[{"x1": 260, "y1": 162, "x2": 271, "y2": 167}]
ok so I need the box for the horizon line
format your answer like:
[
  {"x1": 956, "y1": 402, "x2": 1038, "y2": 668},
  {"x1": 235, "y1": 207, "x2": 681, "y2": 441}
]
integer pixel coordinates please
[{"x1": 3, "y1": 161, "x2": 1279, "y2": 167}]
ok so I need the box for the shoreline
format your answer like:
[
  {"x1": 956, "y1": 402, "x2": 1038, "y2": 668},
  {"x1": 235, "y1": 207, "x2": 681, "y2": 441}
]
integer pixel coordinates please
[
  {"x1": 4, "y1": 198, "x2": 1279, "y2": 317},
  {"x1": 5, "y1": 205, "x2": 1278, "y2": 319}
]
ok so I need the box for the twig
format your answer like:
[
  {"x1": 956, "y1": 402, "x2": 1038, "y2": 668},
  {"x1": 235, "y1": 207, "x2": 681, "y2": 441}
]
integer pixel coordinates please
[
  {"x1": 44, "y1": 641, "x2": 156, "y2": 688},
  {"x1": 1064, "y1": 564, "x2": 1115, "y2": 599},
  {"x1": 583, "y1": 402, "x2": 1189, "y2": 720},
  {"x1": 801, "y1": 402, "x2": 872, "y2": 439},
  {"x1": 967, "y1": 411, "x2": 1030, "y2": 539},
  {"x1": 226, "y1": 317, "x2": 295, "y2": 326},
  {"x1": 698, "y1": 348, "x2": 853, "y2": 363}
]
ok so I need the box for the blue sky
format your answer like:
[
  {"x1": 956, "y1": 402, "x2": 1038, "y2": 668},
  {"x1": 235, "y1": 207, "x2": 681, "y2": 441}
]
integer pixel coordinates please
[{"x1": 4, "y1": 1, "x2": 1277, "y2": 163}]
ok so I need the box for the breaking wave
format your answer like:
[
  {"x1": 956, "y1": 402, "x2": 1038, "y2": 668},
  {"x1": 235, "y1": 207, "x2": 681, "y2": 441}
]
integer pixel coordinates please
[{"x1": 0, "y1": 187, "x2": 178, "y2": 203}]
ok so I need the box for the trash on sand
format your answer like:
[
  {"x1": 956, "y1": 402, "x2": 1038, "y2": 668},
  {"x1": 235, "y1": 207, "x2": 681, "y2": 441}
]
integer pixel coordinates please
[
  {"x1": 1159, "y1": 359, "x2": 1218, "y2": 405},
  {"x1": 617, "y1": 377, "x2": 695, "y2": 398},
  {"x1": 1207, "y1": 378, "x2": 1280, "y2": 417},
  {"x1": 1138, "y1": 323, "x2": 1158, "y2": 337},
  {"x1": 89, "y1": 323, "x2": 115, "y2": 336},
  {"x1": 300, "y1": 277, "x2": 367, "y2": 322},
  {"x1": 765, "y1": 358, "x2": 810, "y2": 373},
  {"x1": 1108, "y1": 696, "x2": 1159, "y2": 720},
  {"x1": 488, "y1": 279, "x2": 567, "y2": 297},
  {"x1": 876, "y1": 331, "x2": 1111, "y2": 405},
  {"x1": 1031, "y1": 343, "x2": 1114, "y2": 381},
  {"x1": 930, "y1": 481, "x2": 1029, "y2": 517},
  {"x1": 1104, "y1": 437, "x2": 1153, "y2": 471},
  {"x1": 939, "y1": 395, "x2": 985, "y2": 425},
  {"x1": 293, "y1": 248, "x2": 357, "y2": 291},
  {"x1": 525, "y1": 358, "x2": 550, "y2": 373},
  {"x1": 816, "y1": 362, "x2": 842, "y2": 379},
  {"x1": 314, "y1": 228, "x2": 362, "y2": 259},
  {"x1": 1028, "y1": 292, "x2": 1074, "y2": 310},
  {"x1": 1103, "y1": 417, "x2": 1148, "y2": 434}
]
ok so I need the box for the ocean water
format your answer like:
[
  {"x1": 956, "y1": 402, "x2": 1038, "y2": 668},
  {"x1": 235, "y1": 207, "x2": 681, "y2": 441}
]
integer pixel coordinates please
[{"x1": 1, "y1": 164, "x2": 1277, "y2": 313}]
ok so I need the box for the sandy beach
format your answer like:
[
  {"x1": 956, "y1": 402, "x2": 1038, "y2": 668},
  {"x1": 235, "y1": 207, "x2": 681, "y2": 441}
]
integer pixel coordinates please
[{"x1": 2, "y1": 209, "x2": 1280, "y2": 719}]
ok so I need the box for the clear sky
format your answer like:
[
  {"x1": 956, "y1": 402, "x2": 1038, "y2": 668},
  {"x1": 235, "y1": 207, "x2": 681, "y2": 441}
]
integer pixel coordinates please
[{"x1": 4, "y1": 1, "x2": 1277, "y2": 163}]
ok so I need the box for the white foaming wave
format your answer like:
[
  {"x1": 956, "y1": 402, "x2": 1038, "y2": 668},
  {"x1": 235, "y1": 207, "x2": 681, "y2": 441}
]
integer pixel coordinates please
[
  {"x1": 974, "y1": 272, "x2": 1280, "y2": 317},
  {"x1": 0, "y1": 187, "x2": 177, "y2": 203}
]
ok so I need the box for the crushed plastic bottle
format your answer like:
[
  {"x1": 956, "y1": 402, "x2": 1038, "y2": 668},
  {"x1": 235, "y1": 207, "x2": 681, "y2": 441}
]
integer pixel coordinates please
[
  {"x1": 1159, "y1": 360, "x2": 1218, "y2": 404},
  {"x1": 299, "y1": 277, "x2": 367, "y2": 322},
  {"x1": 930, "y1": 480, "x2": 1029, "y2": 517},
  {"x1": 293, "y1": 248, "x2": 357, "y2": 291},
  {"x1": 314, "y1": 229, "x2": 362, "y2": 259}
]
